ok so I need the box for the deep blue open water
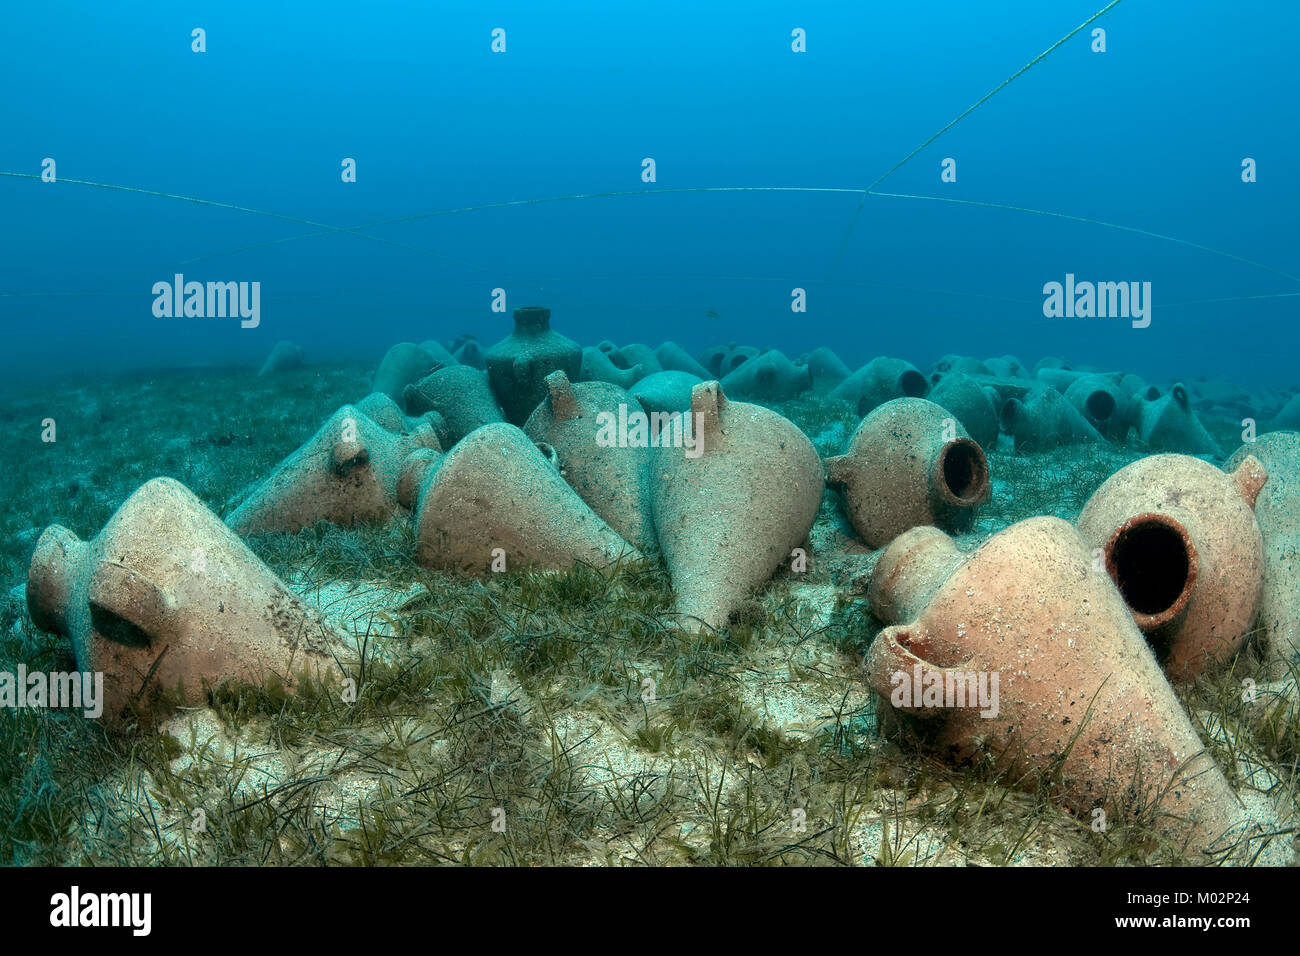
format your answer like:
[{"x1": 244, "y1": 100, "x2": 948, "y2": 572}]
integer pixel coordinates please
[{"x1": 2, "y1": 0, "x2": 1297, "y2": 386}]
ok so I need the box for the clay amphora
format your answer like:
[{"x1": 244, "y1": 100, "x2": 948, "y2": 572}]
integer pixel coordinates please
[
  {"x1": 1076, "y1": 453, "x2": 1268, "y2": 681},
  {"x1": 865, "y1": 517, "x2": 1253, "y2": 860},
  {"x1": 28, "y1": 478, "x2": 348, "y2": 721},
  {"x1": 484, "y1": 306, "x2": 582, "y2": 424},
  {"x1": 827, "y1": 398, "x2": 991, "y2": 549},
  {"x1": 651, "y1": 382, "x2": 823, "y2": 630}
]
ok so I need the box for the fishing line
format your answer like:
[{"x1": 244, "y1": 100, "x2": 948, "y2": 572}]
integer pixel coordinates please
[
  {"x1": 172, "y1": 178, "x2": 1298, "y2": 293},
  {"x1": 0, "y1": 170, "x2": 861, "y2": 245},
  {"x1": 1162, "y1": 291, "x2": 1300, "y2": 308},
  {"x1": 826, "y1": 0, "x2": 1129, "y2": 280},
  {"x1": 0, "y1": 171, "x2": 863, "y2": 278},
  {"x1": 0, "y1": 170, "x2": 343, "y2": 230},
  {"x1": 4, "y1": 172, "x2": 1293, "y2": 302},
  {"x1": 21, "y1": 278, "x2": 1284, "y2": 312},
  {"x1": 869, "y1": 190, "x2": 1300, "y2": 284},
  {"x1": 172, "y1": 186, "x2": 866, "y2": 266},
  {"x1": 0, "y1": 170, "x2": 490, "y2": 274},
  {"x1": 2, "y1": 171, "x2": 1289, "y2": 299},
  {"x1": 0, "y1": 271, "x2": 1037, "y2": 311},
  {"x1": 0, "y1": 0, "x2": 1279, "y2": 302},
  {"x1": 0, "y1": 290, "x2": 138, "y2": 298},
  {"x1": 177, "y1": 183, "x2": 1300, "y2": 302},
  {"x1": 493, "y1": 272, "x2": 1040, "y2": 309}
]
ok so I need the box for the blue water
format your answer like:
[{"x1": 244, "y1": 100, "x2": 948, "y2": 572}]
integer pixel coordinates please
[{"x1": 2, "y1": 0, "x2": 1297, "y2": 386}]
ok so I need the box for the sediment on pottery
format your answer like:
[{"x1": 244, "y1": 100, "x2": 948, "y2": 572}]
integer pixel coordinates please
[
  {"x1": 1034, "y1": 366, "x2": 1089, "y2": 393},
  {"x1": 931, "y1": 355, "x2": 993, "y2": 381},
  {"x1": 930, "y1": 356, "x2": 987, "y2": 385},
  {"x1": 355, "y1": 391, "x2": 452, "y2": 445},
  {"x1": 801, "y1": 346, "x2": 852, "y2": 391},
  {"x1": 1226, "y1": 432, "x2": 1300, "y2": 680},
  {"x1": 412, "y1": 422, "x2": 640, "y2": 573},
  {"x1": 1076, "y1": 453, "x2": 1267, "y2": 681},
  {"x1": 1064, "y1": 373, "x2": 1130, "y2": 440},
  {"x1": 651, "y1": 381, "x2": 823, "y2": 630},
  {"x1": 484, "y1": 306, "x2": 583, "y2": 424},
  {"x1": 654, "y1": 341, "x2": 712, "y2": 379},
  {"x1": 607, "y1": 343, "x2": 663, "y2": 377},
  {"x1": 579, "y1": 346, "x2": 642, "y2": 389},
  {"x1": 373, "y1": 342, "x2": 441, "y2": 405},
  {"x1": 832, "y1": 356, "x2": 929, "y2": 416},
  {"x1": 397, "y1": 447, "x2": 443, "y2": 510},
  {"x1": 417, "y1": 339, "x2": 459, "y2": 366},
  {"x1": 999, "y1": 384, "x2": 1104, "y2": 450},
  {"x1": 718, "y1": 348, "x2": 812, "y2": 402},
  {"x1": 1118, "y1": 371, "x2": 1147, "y2": 393},
  {"x1": 27, "y1": 477, "x2": 348, "y2": 721},
  {"x1": 523, "y1": 370, "x2": 657, "y2": 551},
  {"x1": 698, "y1": 343, "x2": 739, "y2": 378},
  {"x1": 453, "y1": 338, "x2": 486, "y2": 369},
  {"x1": 355, "y1": 391, "x2": 411, "y2": 432},
  {"x1": 404, "y1": 365, "x2": 506, "y2": 443},
  {"x1": 226, "y1": 405, "x2": 442, "y2": 535},
  {"x1": 711, "y1": 345, "x2": 758, "y2": 377},
  {"x1": 866, "y1": 525, "x2": 964, "y2": 625},
  {"x1": 631, "y1": 370, "x2": 702, "y2": 414},
  {"x1": 1128, "y1": 382, "x2": 1224, "y2": 457},
  {"x1": 863, "y1": 516, "x2": 1255, "y2": 861},
  {"x1": 827, "y1": 398, "x2": 991, "y2": 549},
  {"x1": 983, "y1": 355, "x2": 1029, "y2": 379},
  {"x1": 927, "y1": 373, "x2": 1000, "y2": 449}
]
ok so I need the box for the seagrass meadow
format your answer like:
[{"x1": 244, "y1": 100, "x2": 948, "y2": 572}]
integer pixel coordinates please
[
  {"x1": 1, "y1": 360, "x2": 1295, "y2": 866},
  {"x1": 3, "y1": 0, "x2": 1300, "y2": 873}
]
